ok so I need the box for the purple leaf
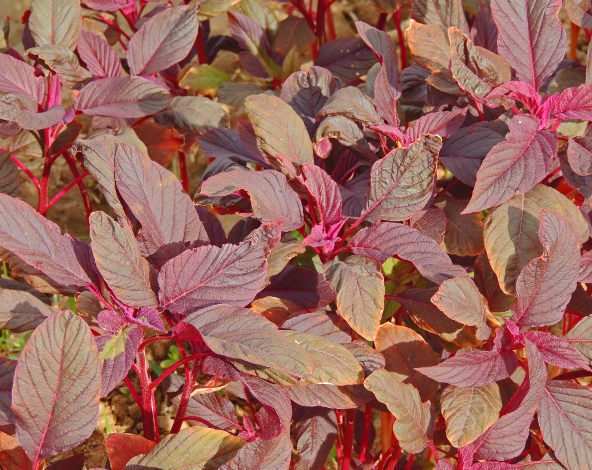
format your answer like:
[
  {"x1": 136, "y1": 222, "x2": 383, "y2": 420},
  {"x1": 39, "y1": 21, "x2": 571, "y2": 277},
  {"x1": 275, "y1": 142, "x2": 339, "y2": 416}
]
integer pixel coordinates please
[
  {"x1": 464, "y1": 115, "x2": 557, "y2": 213},
  {"x1": 158, "y1": 222, "x2": 281, "y2": 315},
  {"x1": 416, "y1": 330, "x2": 517, "y2": 387},
  {"x1": 411, "y1": 0, "x2": 470, "y2": 32},
  {"x1": 114, "y1": 144, "x2": 209, "y2": 267},
  {"x1": 155, "y1": 96, "x2": 227, "y2": 132},
  {"x1": 293, "y1": 408, "x2": 337, "y2": 470},
  {"x1": 523, "y1": 331, "x2": 590, "y2": 370},
  {"x1": 0, "y1": 287, "x2": 56, "y2": 332},
  {"x1": 0, "y1": 54, "x2": 46, "y2": 103},
  {"x1": 491, "y1": 0, "x2": 566, "y2": 91},
  {"x1": 0, "y1": 357, "x2": 16, "y2": 425},
  {"x1": 551, "y1": 84, "x2": 592, "y2": 121},
  {"x1": 319, "y1": 86, "x2": 381, "y2": 127},
  {"x1": 29, "y1": 0, "x2": 81, "y2": 51},
  {"x1": 0, "y1": 194, "x2": 92, "y2": 289},
  {"x1": 127, "y1": 5, "x2": 198, "y2": 76},
  {"x1": 349, "y1": 222, "x2": 468, "y2": 284},
  {"x1": 363, "y1": 134, "x2": 441, "y2": 222},
  {"x1": 567, "y1": 135, "x2": 592, "y2": 176},
  {"x1": 179, "y1": 393, "x2": 240, "y2": 432},
  {"x1": 0, "y1": 94, "x2": 65, "y2": 130},
  {"x1": 12, "y1": 311, "x2": 101, "y2": 461},
  {"x1": 472, "y1": 341, "x2": 547, "y2": 461},
  {"x1": 513, "y1": 211, "x2": 580, "y2": 328},
  {"x1": 537, "y1": 380, "x2": 592, "y2": 469},
  {"x1": 315, "y1": 37, "x2": 376, "y2": 84},
  {"x1": 300, "y1": 164, "x2": 342, "y2": 226},
  {"x1": 471, "y1": 2, "x2": 498, "y2": 52},
  {"x1": 405, "y1": 108, "x2": 467, "y2": 144},
  {"x1": 566, "y1": 0, "x2": 592, "y2": 29},
  {"x1": 74, "y1": 76, "x2": 171, "y2": 118},
  {"x1": 81, "y1": 0, "x2": 132, "y2": 12},
  {"x1": 201, "y1": 169, "x2": 304, "y2": 230},
  {"x1": 76, "y1": 31, "x2": 122, "y2": 78}
]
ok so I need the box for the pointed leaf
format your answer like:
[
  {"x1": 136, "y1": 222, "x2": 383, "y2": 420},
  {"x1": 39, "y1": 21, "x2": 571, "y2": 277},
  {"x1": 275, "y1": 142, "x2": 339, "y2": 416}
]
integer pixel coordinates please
[
  {"x1": 77, "y1": 31, "x2": 122, "y2": 78},
  {"x1": 127, "y1": 5, "x2": 198, "y2": 76},
  {"x1": 465, "y1": 115, "x2": 557, "y2": 213},
  {"x1": 538, "y1": 380, "x2": 592, "y2": 470},
  {"x1": 349, "y1": 222, "x2": 468, "y2": 284},
  {"x1": 114, "y1": 144, "x2": 209, "y2": 267},
  {"x1": 551, "y1": 84, "x2": 592, "y2": 121},
  {"x1": 300, "y1": 164, "x2": 343, "y2": 226},
  {"x1": 0, "y1": 288, "x2": 56, "y2": 332},
  {"x1": 314, "y1": 37, "x2": 376, "y2": 84},
  {"x1": 12, "y1": 311, "x2": 100, "y2": 461},
  {"x1": 441, "y1": 383, "x2": 502, "y2": 447},
  {"x1": 0, "y1": 54, "x2": 46, "y2": 103},
  {"x1": 513, "y1": 211, "x2": 580, "y2": 327},
  {"x1": 490, "y1": 0, "x2": 566, "y2": 90},
  {"x1": 74, "y1": 76, "x2": 170, "y2": 118},
  {"x1": 411, "y1": 0, "x2": 469, "y2": 32},
  {"x1": 181, "y1": 393, "x2": 240, "y2": 432},
  {"x1": 105, "y1": 433, "x2": 156, "y2": 470},
  {"x1": 201, "y1": 169, "x2": 304, "y2": 230},
  {"x1": 293, "y1": 408, "x2": 337, "y2": 470},
  {"x1": 365, "y1": 368, "x2": 432, "y2": 454},
  {"x1": 245, "y1": 94, "x2": 313, "y2": 165},
  {"x1": 524, "y1": 331, "x2": 590, "y2": 370},
  {"x1": 158, "y1": 223, "x2": 280, "y2": 315},
  {"x1": 323, "y1": 255, "x2": 384, "y2": 341},
  {"x1": 29, "y1": 0, "x2": 81, "y2": 50}
]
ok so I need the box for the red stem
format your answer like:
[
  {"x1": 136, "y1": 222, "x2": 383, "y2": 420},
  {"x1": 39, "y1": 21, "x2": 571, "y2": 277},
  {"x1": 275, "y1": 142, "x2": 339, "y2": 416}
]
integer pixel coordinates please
[
  {"x1": 137, "y1": 351, "x2": 159, "y2": 441},
  {"x1": 326, "y1": 0, "x2": 336, "y2": 41},
  {"x1": 341, "y1": 409, "x2": 355, "y2": 470},
  {"x1": 9, "y1": 155, "x2": 40, "y2": 188},
  {"x1": 196, "y1": 27, "x2": 208, "y2": 64},
  {"x1": 404, "y1": 454, "x2": 415, "y2": 470},
  {"x1": 94, "y1": 15, "x2": 131, "y2": 40},
  {"x1": 376, "y1": 12, "x2": 388, "y2": 31},
  {"x1": 177, "y1": 151, "x2": 190, "y2": 193},
  {"x1": 62, "y1": 151, "x2": 92, "y2": 219},
  {"x1": 124, "y1": 376, "x2": 142, "y2": 406},
  {"x1": 149, "y1": 353, "x2": 207, "y2": 391},
  {"x1": 359, "y1": 405, "x2": 372, "y2": 463},
  {"x1": 46, "y1": 170, "x2": 89, "y2": 210},
  {"x1": 170, "y1": 361, "x2": 197, "y2": 433},
  {"x1": 393, "y1": 8, "x2": 407, "y2": 69},
  {"x1": 37, "y1": 130, "x2": 52, "y2": 214}
]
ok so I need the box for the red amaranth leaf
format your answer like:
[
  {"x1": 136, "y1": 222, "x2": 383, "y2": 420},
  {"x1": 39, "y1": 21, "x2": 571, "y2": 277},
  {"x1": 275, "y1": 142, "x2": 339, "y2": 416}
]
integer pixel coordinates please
[
  {"x1": 0, "y1": 357, "x2": 15, "y2": 425},
  {"x1": 0, "y1": 54, "x2": 46, "y2": 103},
  {"x1": 76, "y1": 31, "x2": 121, "y2": 78},
  {"x1": 524, "y1": 331, "x2": 590, "y2": 370},
  {"x1": 551, "y1": 84, "x2": 592, "y2": 121},
  {"x1": 29, "y1": 0, "x2": 81, "y2": 51},
  {"x1": 12, "y1": 311, "x2": 101, "y2": 461},
  {"x1": 105, "y1": 433, "x2": 156, "y2": 470}
]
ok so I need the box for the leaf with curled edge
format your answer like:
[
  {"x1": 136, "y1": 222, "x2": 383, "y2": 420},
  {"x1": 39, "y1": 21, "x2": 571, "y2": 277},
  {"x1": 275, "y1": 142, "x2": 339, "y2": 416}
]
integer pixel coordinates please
[
  {"x1": 280, "y1": 66, "x2": 339, "y2": 132},
  {"x1": 74, "y1": 76, "x2": 170, "y2": 118},
  {"x1": 323, "y1": 255, "x2": 384, "y2": 341},
  {"x1": 417, "y1": 329, "x2": 518, "y2": 388},
  {"x1": 404, "y1": 109, "x2": 467, "y2": 145},
  {"x1": 363, "y1": 134, "x2": 441, "y2": 222},
  {"x1": 365, "y1": 368, "x2": 433, "y2": 454},
  {"x1": 411, "y1": 0, "x2": 469, "y2": 32},
  {"x1": 0, "y1": 287, "x2": 56, "y2": 332},
  {"x1": 77, "y1": 31, "x2": 121, "y2": 78},
  {"x1": 513, "y1": 211, "x2": 580, "y2": 328},
  {"x1": 12, "y1": 311, "x2": 101, "y2": 461},
  {"x1": 491, "y1": 0, "x2": 565, "y2": 91},
  {"x1": 0, "y1": 54, "x2": 46, "y2": 103},
  {"x1": 27, "y1": 45, "x2": 91, "y2": 88},
  {"x1": 448, "y1": 27, "x2": 508, "y2": 99},
  {"x1": 471, "y1": 341, "x2": 547, "y2": 461},
  {"x1": 155, "y1": 96, "x2": 227, "y2": 132},
  {"x1": 114, "y1": 144, "x2": 209, "y2": 267},
  {"x1": 550, "y1": 84, "x2": 592, "y2": 121},
  {"x1": 375, "y1": 323, "x2": 439, "y2": 401},
  {"x1": 201, "y1": 169, "x2": 304, "y2": 231},
  {"x1": 0, "y1": 357, "x2": 16, "y2": 425},
  {"x1": 464, "y1": 115, "x2": 557, "y2": 213},
  {"x1": 127, "y1": 5, "x2": 198, "y2": 76},
  {"x1": 566, "y1": 0, "x2": 592, "y2": 29},
  {"x1": 90, "y1": 212, "x2": 156, "y2": 308},
  {"x1": 523, "y1": 331, "x2": 590, "y2": 370},
  {"x1": 158, "y1": 222, "x2": 281, "y2": 315},
  {"x1": 0, "y1": 194, "x2": 93, "y2": 289},
  {"x1": 0, "y1": 94, "x2": 65, "y2": 131},
  {"x1": 438, "y1": 196, "x2": 485, "y2": 256},
  {"x1": 314, "y1": 37, "x2": 376, "y2": 84},
  {"x1": 349, "y1": 222, "x2": 468, "y2": 284},
  {"x1": 29, "y1": 0, "x2": 81, "y2": 50},
  {"x1": 431, "y1": 276, "x2": 492, "y2": 341},
  {"x1": 538, "y1": 380, "x2": 592, "y2": 470},
  {"x1": 441, "y1": 383, "x2": 502, "y2": 448},
  {"x1": 245, "y1": 94, "x2": 313, "y2": 165},
  {"x1": 293, "y1": 408, "x2": 337, "y2": 470},
  {"x1": 484, "y1": 184, "x2": 588, "y2": 294},
  {"x1": 126, "y1": 426, "x2": 245, "y2": 470},
  {"x1": 299, "y1": 164, "x2": 342, "y2": 226},
  {"x1": 319, "y1": 86, "x2": 381, "y2": 127}
]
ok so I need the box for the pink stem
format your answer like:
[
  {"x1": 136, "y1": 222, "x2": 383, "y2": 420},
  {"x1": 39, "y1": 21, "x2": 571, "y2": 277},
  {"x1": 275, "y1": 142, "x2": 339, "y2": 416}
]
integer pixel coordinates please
[
  {"x1": 149, "y1": 353, "x2": 207, "y2": 391},
  {"x1": 9, "y1": 155, "x2": 40, "y2": 188},
  {"x1": 46, "y1": 170, "x2": 89, "y2": 209}
]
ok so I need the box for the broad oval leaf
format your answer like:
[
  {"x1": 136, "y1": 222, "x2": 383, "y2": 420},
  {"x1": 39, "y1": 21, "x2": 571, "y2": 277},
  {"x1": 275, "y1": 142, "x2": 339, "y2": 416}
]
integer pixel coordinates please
[
  {"x1": 29, "y1": 0, "x2": 81, "y2": 50},
  {"x1": 90, "y1": 212, "x2": 156, "y2": 308},
  {"x1": 538, "y1": 380, "x2": 592, "y2": 470},
  {"x1": 201, "y1": 169, "x2": 304, "y2": 230},
  {"x1": 323, "y1": 255, "x2": 384, "y2": 341},
  {"x1": 439, "y1": 196, "x2": 485, "y2": 256},
  {"x1": 365, "y1": 368, "x2": 432, "y2": 454},
  {"x1": 76, "y1": 31, "x2": 122, "y2": 78},
  {"x1": 155, "y1": 96, "x2": 227, "y2": 132},
  {"x1": 126, "y1": 425, "x2": 245, "y2": 469},
  {"x1": 411, "y1": 0, "x2": 469, "y2": 32},
  {"x1": 0, "y1": 54, "x2": 46, "y2": 103},
  {"x1": 114, "y1": 144, "x2": 209, "y2": 267},
  {"x1": 349, "y1": 222, "x2": 468, "y2": 284},
  {"x1": 127, "y1": 5, "x2": 199, "y2": 76},
  {"x1": 513, "y1": 211, "x2": 580, "y2": 328},
  {"x1": 484, "y1": 184, "x2": 588, "y2": 294},
  {"x1": 245, "y1": 94, "x2": 313, "y2": 164},
  {"x1": 314, "y1": 37, "x2": 376, "y2": 84},
  {"x1": 441, "y1": 383, "x2": 502, "y2": 447},
  {"x1": 464, "y1": 115, "x2": 558, "y2": 213},
  {"x1": 74, "y1": 76, "x2": 171, "y2": 118},
  {"x1": 12, "y1": 311, "x2": 100, "y2": 461},
  {"x1": 0, "y1": 287, "x2": 55, "y2": 332},
  {"x1": 293, "y1": 408, "x2": 337, "y2": 470},
  {"x1": 363, "y1": 134, "x2": 441, "y2": 222},
  {"x1": 158, "y1": 223, "x2": 281, "y2": 315},
  {"x1": 491, "y1": 0, "x2": 566, "y2": 91}
]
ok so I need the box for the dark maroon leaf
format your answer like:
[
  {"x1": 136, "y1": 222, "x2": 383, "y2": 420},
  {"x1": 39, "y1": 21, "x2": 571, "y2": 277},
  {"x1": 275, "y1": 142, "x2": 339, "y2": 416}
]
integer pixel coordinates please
[
  {"x1": 180, "y1": 393, "x2": 240, "y2": 432},
  {"x1": 513, "y1": 211, "x2": 580, "y2": 328},
  {"x1": 471, "y1": 2, "x2": 498, "y2": 52},
  {"x1": 201, "y1": 169, "x2": 304, "y2": 230},
  {"x1": 197, "y1": 128, "x2": 269, "y2": 166},
  {"x1": 0, "y1": 287, "x2": 55, "y2": 332},
  {"x1": 551, "y1": 84, "x2": 592, "y2": 121},
  {"x1": 293, "y1": 408, "x2": 337, "y2": 470},
  {"x1": 491, "y1": 0, "x2": 566, "y2": 90},
  {"x1": 314, "y1": 37, "x2": 376, "y2": 84},
  {"x1": 12, "y1": 311, "x2": 101, "y2": 461},
  {"x1": 349, "y1": 222, "x2": 468, "y2": 284},
  {"x1": 114, "y1": 144, "x2": 209, "y2": 267},
  {"x1": 77, "y1": 31, "x2": 121, "y2": 78},
  {"x1": 464, "y1": 115, "x2": 557, "y2": 213},
  {"x1": 300, "y1": 163, "x2": 342, "y2": 226},
  {"x1": 567, "y1": 135, "x2": 592, "y2": 176},
  {"x1": 45, "y1": 453, "x2": 84, "y2": 470},
  {"x1": 405, "y1": 108, "x2": 467, "y2": 144},
  {"x1": 0, "y1": 357, "x2": 15, "y2": 425},
  {"x1": 158, "y1": 222, "x2": 281, "y2": 315}
]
